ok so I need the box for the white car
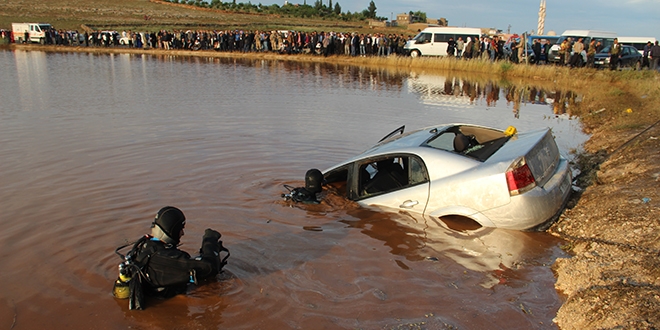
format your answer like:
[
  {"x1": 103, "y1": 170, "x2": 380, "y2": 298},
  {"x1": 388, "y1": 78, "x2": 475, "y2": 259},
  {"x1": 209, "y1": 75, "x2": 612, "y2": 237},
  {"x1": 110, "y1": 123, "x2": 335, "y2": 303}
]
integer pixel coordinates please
[{"x1": 321, "y1": 124, "x2": 572, "y2": 230}]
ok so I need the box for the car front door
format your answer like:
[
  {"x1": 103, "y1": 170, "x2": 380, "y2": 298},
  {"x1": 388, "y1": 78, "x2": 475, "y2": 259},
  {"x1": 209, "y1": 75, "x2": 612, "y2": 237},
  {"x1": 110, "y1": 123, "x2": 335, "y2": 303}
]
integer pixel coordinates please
[{"x1": 351, "y1": 154, "x2": 430, "y2": 213}]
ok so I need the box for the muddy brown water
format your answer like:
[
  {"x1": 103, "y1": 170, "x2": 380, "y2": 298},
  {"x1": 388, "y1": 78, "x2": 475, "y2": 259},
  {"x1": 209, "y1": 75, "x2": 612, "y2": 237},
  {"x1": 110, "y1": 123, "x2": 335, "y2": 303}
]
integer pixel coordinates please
[{"x1": 0, "y1": 50, "x2": 588, "y2": 329}]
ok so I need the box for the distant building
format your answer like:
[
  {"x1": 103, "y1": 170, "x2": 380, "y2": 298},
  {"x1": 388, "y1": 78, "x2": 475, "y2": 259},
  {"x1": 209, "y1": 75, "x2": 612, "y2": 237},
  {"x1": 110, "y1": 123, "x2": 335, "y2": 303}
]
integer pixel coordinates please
[
  {"x1": 368, "y1": 19, "x2": 387, "y2": 28},
  {"x1": 397, "y1": 13, "x2": 412, "y2": 25},
  {"x1": 426, "y1": 18, "x2": 448, "y2": 26},
  {"x1": 397, "y1": 13, "x2": 440, "y2": 26}
]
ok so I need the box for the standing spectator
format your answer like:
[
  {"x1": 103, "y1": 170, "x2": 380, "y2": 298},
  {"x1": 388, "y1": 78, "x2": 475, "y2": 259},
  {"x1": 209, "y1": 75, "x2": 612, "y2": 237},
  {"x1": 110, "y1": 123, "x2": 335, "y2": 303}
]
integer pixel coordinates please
[
  {"x1": 558, "y1": 39, "x2": 568, "y2": 66},
  {"x1": 456, "y1": 37, "x2": 464, "y2": 57},
  {"x1": 447, "y1": 37, "x2": 456, "y2": 57},
  {"x1": 472, "y1": 36, "x2": 480, "y2": 58},
  {"x1": 532, "y1": 39, "x2": 542, "y2": 64},
  {"x1": 642, "y1": 41, "x2": 652, "y2": 69},
  {"x1": 480, "y1": 36, "x2": 489, "y2": 60},
  {"x1": 586, "y1": 39, "x2": 597, "y2": 68},
  {"x1": 542, "y1": 39, "x2": 553, "y2": 64},
  {"x1": 490, "y1": 37, "x2": 498, "y2": 61},
  {"x1": 510, "y1": 39, "x2": 519, "y2": 63},
  {"x1": 497, "y1": 36, "x2": 505, "y2": 60},
  {"x1": 570, "y1": 37, "x2": 584, "y2": 67},
  {"x1": 650, "y1": 41, "x2": 660, "y2": 71},
  {"x1": 609, "y1": 38, "x2": 621, "y2": 70},
  {"x1": 464, "y1": 37, "x2": 473, "y2": 59},
  {"x1": 595, "y1": 40, "x2": 604, "y2": 53}
]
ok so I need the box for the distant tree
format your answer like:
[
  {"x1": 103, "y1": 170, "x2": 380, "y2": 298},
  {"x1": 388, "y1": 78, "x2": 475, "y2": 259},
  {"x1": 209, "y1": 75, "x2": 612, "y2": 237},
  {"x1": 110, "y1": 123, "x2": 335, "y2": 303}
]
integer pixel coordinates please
[
  {"x1": 334, "y1": 2, "x2": 341, "y2": 15},
  {"x1": 410, "y1": 10, "x2": 427, "y2": 23},
  {"x1": 367, "y1": 1, "x2": 377, "y2": 19}
]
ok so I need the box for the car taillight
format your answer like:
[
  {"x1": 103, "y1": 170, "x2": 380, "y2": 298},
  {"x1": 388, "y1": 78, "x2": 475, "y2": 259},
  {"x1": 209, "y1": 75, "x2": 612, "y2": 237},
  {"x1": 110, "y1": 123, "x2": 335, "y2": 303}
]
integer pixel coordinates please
[{"x1": 506, "y1": 157, "x2": 536, "y2": 196}]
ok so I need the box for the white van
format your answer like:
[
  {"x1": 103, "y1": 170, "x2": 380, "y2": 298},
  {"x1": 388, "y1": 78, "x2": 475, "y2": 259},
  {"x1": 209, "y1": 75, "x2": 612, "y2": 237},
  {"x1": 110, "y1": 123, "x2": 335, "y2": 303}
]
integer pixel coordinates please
[
  {"x1": 547, "y1": 30, "x2": 617, "y2": 64},
  {"x1": 11, "y1": 22, "x2": 51, "y2": 44},
  {"x1": 404, "y1": 27, "x2": 481, "y2": 57},
  {"x1": 618, "y1": 37, "x2": 657, "y2": 55}
]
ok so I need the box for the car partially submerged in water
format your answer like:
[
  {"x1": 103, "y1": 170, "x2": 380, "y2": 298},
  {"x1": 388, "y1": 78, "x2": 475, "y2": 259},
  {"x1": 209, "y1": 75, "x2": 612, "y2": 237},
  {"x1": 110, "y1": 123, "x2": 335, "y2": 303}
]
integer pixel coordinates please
[{"x1": 322, "y1": 124, "x2": 572, "y2": 230}]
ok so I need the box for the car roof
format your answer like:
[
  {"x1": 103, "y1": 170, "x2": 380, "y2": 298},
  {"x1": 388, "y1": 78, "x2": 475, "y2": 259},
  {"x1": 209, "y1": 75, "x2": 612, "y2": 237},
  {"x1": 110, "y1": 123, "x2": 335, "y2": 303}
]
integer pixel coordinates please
[
  {"x1": 323, "y1": 123, "x2": 498, "y2": 170},
  {"x1": 597, "y1": 45, "x2": 638, "y2": 53}
]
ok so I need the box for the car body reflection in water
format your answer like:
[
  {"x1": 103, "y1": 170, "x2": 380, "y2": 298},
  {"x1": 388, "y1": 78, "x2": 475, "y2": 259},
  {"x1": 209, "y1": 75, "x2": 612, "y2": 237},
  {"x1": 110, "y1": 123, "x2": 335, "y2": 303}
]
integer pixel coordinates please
[{"x1": 340, "y1": 205, "x2": 566, "y2": 289}]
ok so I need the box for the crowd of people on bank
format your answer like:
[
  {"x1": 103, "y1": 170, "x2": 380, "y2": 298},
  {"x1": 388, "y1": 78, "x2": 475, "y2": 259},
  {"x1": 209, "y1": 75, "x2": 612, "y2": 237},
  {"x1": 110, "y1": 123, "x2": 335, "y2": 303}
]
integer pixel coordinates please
[{"x1": 3, "y1": 27, "x2": 660, "y2": 70}]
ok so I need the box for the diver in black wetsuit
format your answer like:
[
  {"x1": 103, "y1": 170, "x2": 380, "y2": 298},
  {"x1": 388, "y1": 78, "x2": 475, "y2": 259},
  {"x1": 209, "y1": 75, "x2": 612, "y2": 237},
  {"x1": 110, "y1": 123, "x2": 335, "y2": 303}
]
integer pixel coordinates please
[
  {"x1": 282, "y1": 169, "x2": 324, "y2": 204},
  {"x1": 113, "y1": 206, "x2": 229, "y2": 309}
]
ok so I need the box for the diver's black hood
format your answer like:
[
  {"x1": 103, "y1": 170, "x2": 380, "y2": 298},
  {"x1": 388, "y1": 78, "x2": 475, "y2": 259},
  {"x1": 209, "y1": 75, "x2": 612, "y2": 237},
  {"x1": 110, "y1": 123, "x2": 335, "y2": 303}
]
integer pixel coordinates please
[{"x1": 304, "y1": 169, "x2": 324, "y2": 194}]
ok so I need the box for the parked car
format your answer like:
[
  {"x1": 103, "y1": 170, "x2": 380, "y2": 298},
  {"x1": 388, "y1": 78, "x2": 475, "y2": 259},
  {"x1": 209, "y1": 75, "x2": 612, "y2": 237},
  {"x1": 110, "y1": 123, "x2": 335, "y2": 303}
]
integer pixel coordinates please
[
  {"x1": 594, "y1": 45, "x2": 642, "y2": 70},
  {"x1": 504, "y1": 35, "x2": 559, "y2": 64},
  {"x1": 320, "y1": 124, "x2": 572, "y2": 231}
]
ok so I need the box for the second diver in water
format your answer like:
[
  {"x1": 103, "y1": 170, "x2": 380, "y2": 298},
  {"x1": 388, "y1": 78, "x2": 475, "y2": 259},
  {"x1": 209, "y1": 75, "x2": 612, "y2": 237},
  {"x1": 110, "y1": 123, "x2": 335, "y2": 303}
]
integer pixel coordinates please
[{"x1": 282, "y1": 169, "x2": 324, "y2": 204}]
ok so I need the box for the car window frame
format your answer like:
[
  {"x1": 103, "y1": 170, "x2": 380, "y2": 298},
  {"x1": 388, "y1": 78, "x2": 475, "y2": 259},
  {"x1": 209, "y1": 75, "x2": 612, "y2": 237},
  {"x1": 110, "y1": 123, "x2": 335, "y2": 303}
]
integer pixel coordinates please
[{"x1": 349, "y1": 153, "x2": 430, "y2": 201}]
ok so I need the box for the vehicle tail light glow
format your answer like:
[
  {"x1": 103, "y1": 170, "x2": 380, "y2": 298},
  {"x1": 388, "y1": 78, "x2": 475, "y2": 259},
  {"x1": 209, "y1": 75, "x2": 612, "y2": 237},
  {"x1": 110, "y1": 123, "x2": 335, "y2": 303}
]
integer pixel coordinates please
[{"x1": 506, "y1": 157, "x2": 536, "y2": 196}]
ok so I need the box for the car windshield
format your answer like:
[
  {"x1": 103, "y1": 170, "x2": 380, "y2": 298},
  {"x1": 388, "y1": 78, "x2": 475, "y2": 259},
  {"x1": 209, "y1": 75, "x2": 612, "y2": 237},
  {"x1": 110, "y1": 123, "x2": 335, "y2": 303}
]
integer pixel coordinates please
[{"x1": 598, "y1": 46, "x2": 611, "y2": 53}]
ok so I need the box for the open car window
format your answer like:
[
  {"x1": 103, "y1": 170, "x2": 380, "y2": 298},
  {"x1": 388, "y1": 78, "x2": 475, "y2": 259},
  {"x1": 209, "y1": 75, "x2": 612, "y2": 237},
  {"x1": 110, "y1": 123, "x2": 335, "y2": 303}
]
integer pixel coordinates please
[
  {"x1": 358, "y1": 155, "x2": 428, "y2": 199},
  {"x1": 424, "y1": 125, "x2": 510, "y2": 162}
]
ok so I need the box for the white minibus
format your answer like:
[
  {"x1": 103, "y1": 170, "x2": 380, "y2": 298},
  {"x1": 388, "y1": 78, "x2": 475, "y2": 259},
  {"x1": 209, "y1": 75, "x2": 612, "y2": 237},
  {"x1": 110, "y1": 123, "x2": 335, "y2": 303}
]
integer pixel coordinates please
[
  {"x1": 404, "y1": 27, "x2": 481, "y2": 57},
  {"x1": 618, "y1": 37, "x2": 657, "y2": 55}
]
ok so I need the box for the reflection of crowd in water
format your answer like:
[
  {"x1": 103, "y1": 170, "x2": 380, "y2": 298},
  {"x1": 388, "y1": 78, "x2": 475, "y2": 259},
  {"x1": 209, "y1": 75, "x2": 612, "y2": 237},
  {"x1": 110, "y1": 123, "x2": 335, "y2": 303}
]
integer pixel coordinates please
[{"x1": 417, "y1": 77, "x2": 580, "y2": 117}]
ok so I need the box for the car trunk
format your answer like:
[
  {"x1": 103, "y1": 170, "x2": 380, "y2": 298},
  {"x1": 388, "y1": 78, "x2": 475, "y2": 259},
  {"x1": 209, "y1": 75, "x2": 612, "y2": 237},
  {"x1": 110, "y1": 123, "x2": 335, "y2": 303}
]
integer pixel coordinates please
[{"x1": 492, "y1": 128, "x2": 560, "y2": 188}]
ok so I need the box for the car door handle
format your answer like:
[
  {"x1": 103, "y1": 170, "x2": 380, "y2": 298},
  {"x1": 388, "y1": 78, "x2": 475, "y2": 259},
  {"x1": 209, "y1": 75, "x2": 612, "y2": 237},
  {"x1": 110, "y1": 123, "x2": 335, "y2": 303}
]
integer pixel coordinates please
[{"x1": 400, "y1": 200, "x2": 419, "y2": 209}]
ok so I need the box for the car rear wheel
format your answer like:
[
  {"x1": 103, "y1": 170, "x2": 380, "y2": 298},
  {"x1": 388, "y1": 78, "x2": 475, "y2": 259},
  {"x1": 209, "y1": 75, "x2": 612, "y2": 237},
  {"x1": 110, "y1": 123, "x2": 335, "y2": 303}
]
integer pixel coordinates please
[
  {"x1": 634, "y1": 60, "x2": 641, "y2": 71},
  {"x1": 410, "y1": 50, "x2": 420, "y2": 58}
]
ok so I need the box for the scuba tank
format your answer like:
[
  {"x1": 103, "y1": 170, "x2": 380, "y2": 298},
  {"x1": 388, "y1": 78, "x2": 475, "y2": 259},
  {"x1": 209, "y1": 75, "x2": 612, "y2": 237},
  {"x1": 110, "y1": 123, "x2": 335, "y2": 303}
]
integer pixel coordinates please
[
  {"x1": 113, "y1": 236, "x2": 149, "y2": 309},
  {"x1": 112, "y1": 261, "x2": 132, "y2": 299}
]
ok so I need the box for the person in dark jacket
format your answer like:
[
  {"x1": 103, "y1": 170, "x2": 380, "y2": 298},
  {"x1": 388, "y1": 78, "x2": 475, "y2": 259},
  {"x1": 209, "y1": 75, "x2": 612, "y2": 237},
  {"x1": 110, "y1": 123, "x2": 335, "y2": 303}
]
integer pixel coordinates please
[{"x1": 115, "y1": 206, "x2": 229, "y2": 308}]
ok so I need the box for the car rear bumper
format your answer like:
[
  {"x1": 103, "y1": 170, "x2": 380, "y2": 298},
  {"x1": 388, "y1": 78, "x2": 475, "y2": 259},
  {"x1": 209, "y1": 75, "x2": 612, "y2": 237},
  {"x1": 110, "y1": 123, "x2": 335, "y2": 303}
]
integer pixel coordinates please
[{"x1": 481, "y1": 158, "x2": 572, "y2": 230}]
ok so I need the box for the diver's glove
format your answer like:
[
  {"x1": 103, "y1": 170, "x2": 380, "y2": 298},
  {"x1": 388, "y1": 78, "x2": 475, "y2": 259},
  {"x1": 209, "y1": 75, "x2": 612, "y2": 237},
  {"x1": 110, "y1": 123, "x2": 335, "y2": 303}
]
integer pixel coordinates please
[
  {"x1": 203, "y1": 228, "x2": 222, "y2": 242},
  {"x1": 201, "y1": 228, "x2": 222, "y2": 258}
]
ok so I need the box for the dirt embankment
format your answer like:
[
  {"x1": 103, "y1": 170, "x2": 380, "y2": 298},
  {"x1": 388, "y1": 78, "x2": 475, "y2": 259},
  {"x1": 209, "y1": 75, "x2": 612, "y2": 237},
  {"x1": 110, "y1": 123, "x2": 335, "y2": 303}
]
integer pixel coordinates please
[{"x1": 549, "y1": 119, "x2": 660, "y2": 329}]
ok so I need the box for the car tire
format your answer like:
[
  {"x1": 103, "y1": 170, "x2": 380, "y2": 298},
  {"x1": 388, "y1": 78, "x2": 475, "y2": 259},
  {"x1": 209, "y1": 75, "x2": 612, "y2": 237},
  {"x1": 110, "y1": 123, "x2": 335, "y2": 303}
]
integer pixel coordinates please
[
  {"x1": 634, "y1": 61, "x2": 641, "y2": 71},
  {"x1": 120, "y1": 40, "x2": 126, "y2": 45},
  {"x1": 410, "y1": 50, "x2": 420, "y2": 58}
]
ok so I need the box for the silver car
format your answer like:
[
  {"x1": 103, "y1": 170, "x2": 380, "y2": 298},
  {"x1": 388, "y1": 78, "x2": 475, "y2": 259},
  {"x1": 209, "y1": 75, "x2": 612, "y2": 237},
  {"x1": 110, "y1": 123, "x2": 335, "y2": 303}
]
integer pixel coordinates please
[{"x1": 322, "y1": 124, "x2": 572, "y2": 230}]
